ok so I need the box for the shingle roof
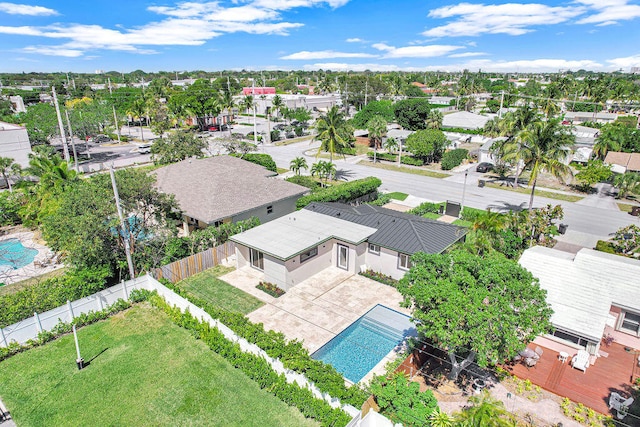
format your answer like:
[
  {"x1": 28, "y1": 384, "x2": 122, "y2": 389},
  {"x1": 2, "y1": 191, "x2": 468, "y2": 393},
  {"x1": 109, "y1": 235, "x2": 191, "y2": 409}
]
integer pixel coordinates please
[
  {"x1": 604, "y1": 151, "x2": 640, "y2": 172},
  {"x1": 304, "y1": 203, "x2": 467, "y2": 254},
  {"x1": 153, "y1": 156, "x2": 308, "y2": 224},
  {"x1": 519, "y1": 246, "x2": 640, "y2": 342},
  {"x1": 230, "y1": 209, "x2": 377, "y2": 260}
]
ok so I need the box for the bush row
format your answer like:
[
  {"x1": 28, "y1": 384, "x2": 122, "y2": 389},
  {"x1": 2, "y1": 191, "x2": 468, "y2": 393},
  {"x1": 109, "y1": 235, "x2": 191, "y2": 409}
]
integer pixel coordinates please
[
  {"x1": 0, "y1": 266, "x2": 112, "y2": 328},
  {"x1": 442, "y1": 127, "x2": 484, "y2": 135},
  {"x1": 286, "y1": 175, "x2": 321, "y2": 191},
  {"x1": 366, "y1": 152, "x2": 424, "y2": 166},
  {"x1": 106, "y1": 133, "x2": 131, "y2": 142},
  {"x1": 460, "y1": 206, "x2": 486, "y2": 222},
  {"x1": 149, "y1": 294, "x2": 353, "y2": 427},
  {"x1": 158, "y1": 278, "x2": 368, "y2": 407},
  {"x1": 0, "y1": 289, "x2": 151, "y2": 362},
  {"x1": 232, "y1": 153, "x2": 277, "y2": 173},
  {"x1": 359, "y1": 270, "x2": 398, "y2": 287},
  {"x1": 440, "y1": 148, "x2": 469, "y2": 171},
  {"x1": 408, "y1": 202, "x2": 444, "y2": 216},
  {"x1": 296, "y1": 177, "x2": 382, "y2": 209}
]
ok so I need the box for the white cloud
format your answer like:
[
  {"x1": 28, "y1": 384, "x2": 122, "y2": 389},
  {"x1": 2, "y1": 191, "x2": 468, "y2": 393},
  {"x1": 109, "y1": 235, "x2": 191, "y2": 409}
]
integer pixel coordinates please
[
  {"x1": 450, "y1": 58, "x2": 603, "y2": 72},
  {"x1": 345, "y1": 37, "x2": 363, "y2": 43},
  {"x1": 280, "y1": 50, "x2": 376, "y2": 59},
  {"x1": 424, "y1": 2, "x2": 584, "y2": 37},
  {"x1": 575, "y1": 0, "x2": 640, "y2": 25},
  {"x1": 606, "y1": 54, "x2": 640, "y2": 69},
  {"x1": 301, "y1": 62, "x2": 425, "y2": 72},
  {"x1": 448, "y1": 52, "x2": 488, "y2": 58},
  {"x1": 0, "y1": 2, "x2": 57, "y2": 16},
  {"x1": 372, "y1": 43, "x2": 463, "y2": 58},
  {"x1": 22, "y1": 46, "x2": 84, "y2": 57}
]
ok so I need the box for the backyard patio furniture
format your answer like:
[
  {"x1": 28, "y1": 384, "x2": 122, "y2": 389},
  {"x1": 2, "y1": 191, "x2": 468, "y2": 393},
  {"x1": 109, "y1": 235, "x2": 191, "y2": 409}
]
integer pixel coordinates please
[
  {"x1": 558, "y1": 351, "x2": 569, "y2": 363},
  {"x1": 571, "y1": 349, "x2": 590, "y2": 373},
  {"x1": 609, "y1": 392, "x2": 634, "y2": 420}
]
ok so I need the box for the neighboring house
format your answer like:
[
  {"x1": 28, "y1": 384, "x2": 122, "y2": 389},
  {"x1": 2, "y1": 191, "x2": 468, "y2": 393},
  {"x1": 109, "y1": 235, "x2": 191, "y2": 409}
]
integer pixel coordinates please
[
  {"x1": 8, "y1": 95, "x2": 26, "y2": 113},
  {"x1": 230, "y1": 203, "x2": 467, "y2": 291},
  {"x1": 478, "y1": 137, "x2": 507, "y2": 164},
  {"x1": 442, "y1": 111, "x2": 490, "y2": 130},
  {"x1": 153, "y1": 155, "x2": 309, "y2": 233},
  {"x1": 242, "y1": 87, "x2": 276, "y2": 95},
  {"x1": 0, "y1": 121, "x2": 32, "y2": 167},
  {"x1": 519, "y1": 246, "x2": 640, "y2": 361},
  {"x1": 572, "y1": 125, "x2": 599, "y2": 146},
  {"x1": 564, "y1": 111, "x2": 619, "y2": 124},
  {"x1": 604, "y1": 151, "x2": 640, "y2": 173}
]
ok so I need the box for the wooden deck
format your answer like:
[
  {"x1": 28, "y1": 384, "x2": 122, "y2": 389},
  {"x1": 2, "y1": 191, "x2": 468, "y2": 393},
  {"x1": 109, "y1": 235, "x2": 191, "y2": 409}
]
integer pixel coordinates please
[{"x1": 506, "y1": 342, "x2": 640, "y2": 420}]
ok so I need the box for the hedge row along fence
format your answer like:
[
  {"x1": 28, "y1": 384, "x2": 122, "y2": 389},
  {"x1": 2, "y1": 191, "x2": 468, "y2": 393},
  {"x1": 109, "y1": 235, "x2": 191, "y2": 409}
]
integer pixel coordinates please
[
  {"x1": 296, "y1": 176, "x2": 382, "y2": 209},
  {"x1": 159, "y1": 278, "x2": 369, "y2": 408},
  {"x1": 149, "y1": 294, "x2": 353, "y2": 427}
]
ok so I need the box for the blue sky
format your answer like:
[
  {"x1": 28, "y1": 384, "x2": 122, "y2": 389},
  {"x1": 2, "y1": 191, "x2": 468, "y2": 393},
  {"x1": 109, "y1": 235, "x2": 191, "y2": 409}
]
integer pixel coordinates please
[{"x1": 1, "y1": 0, "x2": 639, "y2": 73}]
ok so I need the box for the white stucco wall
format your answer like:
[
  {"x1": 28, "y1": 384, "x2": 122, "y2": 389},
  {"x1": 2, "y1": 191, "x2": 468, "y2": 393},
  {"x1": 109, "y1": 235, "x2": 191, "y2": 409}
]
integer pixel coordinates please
[
  {"x1": 284, "y1": 240, "x2": 334, "y2": 291},
  {"x1": 0, "y1": 124, "x2": 32, "y2": 167},
  {"x1": 365, "y1": 246, "x2": 409, "y2": 280},
  {"x1": 232, "y1": 195, "x2": 301, "y2": 225}
]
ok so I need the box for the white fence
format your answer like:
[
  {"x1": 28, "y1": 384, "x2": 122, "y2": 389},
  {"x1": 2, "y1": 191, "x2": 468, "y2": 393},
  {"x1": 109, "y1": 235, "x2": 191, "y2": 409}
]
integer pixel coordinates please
[{"x1": 0, "y1": 274, "x2": 360, "y2": 419}]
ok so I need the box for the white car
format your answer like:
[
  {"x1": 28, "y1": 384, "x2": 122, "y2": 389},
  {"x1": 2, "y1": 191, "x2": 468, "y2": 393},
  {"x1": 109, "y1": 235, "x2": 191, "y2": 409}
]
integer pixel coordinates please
[{"x1": 138, "y1": 144, "x2": 152, "y2": 154}]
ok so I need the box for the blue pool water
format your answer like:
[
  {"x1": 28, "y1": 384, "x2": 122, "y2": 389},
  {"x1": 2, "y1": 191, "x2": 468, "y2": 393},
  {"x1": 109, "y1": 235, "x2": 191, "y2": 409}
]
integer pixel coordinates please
[
  {"x1": 312, "y1": 305, "x2": 416, "y2": 383},
  {"x1": 0, "y1": 239, "x2": 39, "y2": 269}
]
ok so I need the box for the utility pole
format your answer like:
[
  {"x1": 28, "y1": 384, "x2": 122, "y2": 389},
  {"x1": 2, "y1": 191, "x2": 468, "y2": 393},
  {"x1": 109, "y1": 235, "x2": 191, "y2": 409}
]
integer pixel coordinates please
[
  {"x1": 107, "y1": 77, "x2": 113, "y2": 95},
  {"x1": 109, "y1": 165, "x2": 136, "y2": 280},
  {"x1": 498, "y1": 90, "x2": 505, "y2": 119},
  {"x1": 64, "y1": 110, "x2": 79, "y2": 172},
  {"x1": 112, "y1": 106, "x2": 121, "y2": 143},
  {"x1": 364, "y1": 78, "x2": 368, "y2": 106},
  {"x1": 460, "y1": 169, "x2": 469, "y2": 217},
  {"x1": 52, "y1": 86, "x2": 70, "y2": 161},
  {"x1": 252, "y1": 82, "x2": 258, "y2": 146}
]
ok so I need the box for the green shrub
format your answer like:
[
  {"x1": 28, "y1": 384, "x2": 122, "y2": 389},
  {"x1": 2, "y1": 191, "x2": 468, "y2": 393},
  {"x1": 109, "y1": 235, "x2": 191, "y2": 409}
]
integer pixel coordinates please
[
  {"x1": 409, "y1": 202, "x2": 444, "y2": 216},
  {"x1": 367, "y1": 152, "x2": 424, "y2": 166},
  {"x1": 0, "y1": 190, "x2": 24, "y2": 226},
  {"x1": 595, "y1": 240, "x2": 616, "y2": 254},
  {"x1": 296, "y1": 177, "x2": 382, "y2": 209},
  {"x1": 441, "y1": 148, "x2": 469, "y2": 170},
  {"x1": 360, "y1": 270, "x2": 398, "y2": 287},
  {"x1": 107, "y1": 133, "x2": 130, "y2": 142},
  {"x1": 460, "y1": 206, "x2": 485, "y2": 222},
  {"x1": 286, "y1": 175, "x2": 321, "y2": 191},
  {"x1": 0, "y1": 266, "x2": 111, "y2": 328},
  {"x1": 233, "y1": 153, "x2": 277, "y2": 173},
  {"x1": 367, "y1": 193, "x2": 392, "y2": 206},
  {"x1": 441, "y1": 127, "x2": 483, "y2": 135}
]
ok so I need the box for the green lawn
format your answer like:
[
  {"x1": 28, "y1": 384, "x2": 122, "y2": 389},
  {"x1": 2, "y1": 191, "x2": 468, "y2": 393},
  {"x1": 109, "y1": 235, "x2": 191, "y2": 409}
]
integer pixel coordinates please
[
  {"x1": 484, "y1": 182, "x2": 584, "y2": 202},
  {"x1": 359, "y1": 160, "x2": 451, "y2": 178},
  {"x1": 617, "y1": 202, "x2": 639, "y2": 213},
  {"x1": 0, "y1": 268, "x2": 67, "y2": 297},
  {"x1": 386, "y1": 192, "x2": 408, "y2": 201},
  {"x1": 177, "y1": 265, "x2": 263, "y2": 314},
  {"x1": 0, "y1": 305, "x2": 317, "y2": 427}
]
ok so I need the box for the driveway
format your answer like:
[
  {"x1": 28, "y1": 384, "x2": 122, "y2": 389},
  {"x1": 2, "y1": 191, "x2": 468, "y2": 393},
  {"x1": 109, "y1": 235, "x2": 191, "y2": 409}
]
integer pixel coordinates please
[{"x1": 220, "y1": 267, "x2": 410, "y2": 353}]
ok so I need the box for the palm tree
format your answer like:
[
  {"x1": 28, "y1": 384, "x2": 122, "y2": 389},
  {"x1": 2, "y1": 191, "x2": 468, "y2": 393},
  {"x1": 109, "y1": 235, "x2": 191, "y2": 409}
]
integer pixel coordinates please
[
  {"x1": 614, "y1": 172, "x2": 640, "y2": 199},
  {"x1": 455, "y1": 390, "x2": 515, "y2": 427},
  {"x1": 289, "y1": 156, "x2": 308, "y2": 176},
  {"x1": 471, "y1": 209, "x2": 508, "y2": 254},
  {"x1": 426, "y1": 110, "x2": 443, "y2": 129},
  {"x1": 367, "y1": 115, "x2": 387, "y2": 163},
  {"x1": 428, "y1": 408, "x2": 455, "y2": 427},
  {"x1": 506, "y1": 119, "x2": 574, "y2": 210},
  {"x1": 241, "y1": 95, "x2": 254, "y2": 115},
  {"x1": 220, "y1": 89, "x2": 236, "y2": 137},
  {"x1": 500, "y1": 106, "x2": 540, "y2": 187},
  {"x1": 271, "y1": 94, "x2": 284, "y2": 119},
  {"x1": 127, "y1": 97, "x2": 148, "y2": 142},
  {"x1": 0, "y1": 157, "x2": 17, "y2": 192},
  {"x1": 384, "y1": 137, "x2": 398, "y2": 154},
  {"x1": 314, "y1": 105, "x2": 353, "y2": 168},
  {"x1": 320, "y1": 160, "x2": 336, "y2": 185}
]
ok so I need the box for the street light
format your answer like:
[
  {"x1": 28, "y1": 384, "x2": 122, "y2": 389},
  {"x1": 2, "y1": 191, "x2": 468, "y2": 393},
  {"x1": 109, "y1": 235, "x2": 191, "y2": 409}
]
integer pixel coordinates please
[{"x1": 460, "y1": 169, "x2": 469, "y2": 218}]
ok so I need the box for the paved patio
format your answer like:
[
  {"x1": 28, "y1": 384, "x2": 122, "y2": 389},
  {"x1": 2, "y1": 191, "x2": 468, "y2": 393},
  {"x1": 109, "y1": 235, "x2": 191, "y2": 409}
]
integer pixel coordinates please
[{"x1": 220, "y1": 267, "x2": 410, "y2": 353}]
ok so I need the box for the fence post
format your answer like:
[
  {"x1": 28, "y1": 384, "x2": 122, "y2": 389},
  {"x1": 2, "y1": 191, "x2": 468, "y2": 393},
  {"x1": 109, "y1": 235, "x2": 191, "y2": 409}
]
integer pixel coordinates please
[
  {"x1": 97, "y1": 294, "x2": 104, "y2": 311},
  {"x1": 121, "y1": 280, "x2": 128, "y2": 300},
  {"x1": 34, "y1": 312, "x2": 43, "y2": 333},
  {"x1": 67, "y1": 300, "x2": 75, "y2": 320},
  {"x1": 0, "y1": 327, "x2": 7, "y2": 347}
]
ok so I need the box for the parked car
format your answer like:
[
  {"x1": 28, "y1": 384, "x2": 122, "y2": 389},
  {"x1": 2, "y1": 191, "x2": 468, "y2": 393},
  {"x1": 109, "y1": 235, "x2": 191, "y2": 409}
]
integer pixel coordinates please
[
  {"x1": 92, "y1": 134, "x2": 111, "y2": 144},
  {"x1": 207, "y1": 124, "x2": 220, "y2": 132},
  {"x1": 138, "y1": 144, "x2": 152, "y2": 154},
  {"x1": 220, "y1": 124, "x2": 232, "y2": 131},
  {"x1": 476, "y1": 162, "x2": 494, "y2": 173}
]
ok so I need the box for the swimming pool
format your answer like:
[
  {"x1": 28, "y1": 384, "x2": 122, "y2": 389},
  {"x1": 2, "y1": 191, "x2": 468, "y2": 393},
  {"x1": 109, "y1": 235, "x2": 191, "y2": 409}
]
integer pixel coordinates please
[
  {"x1": 312, "y1": 305, "x2": 416, "y2": 383},
  {"x1": 0, "y1": 239, "x2": 39, "y2": 269}
]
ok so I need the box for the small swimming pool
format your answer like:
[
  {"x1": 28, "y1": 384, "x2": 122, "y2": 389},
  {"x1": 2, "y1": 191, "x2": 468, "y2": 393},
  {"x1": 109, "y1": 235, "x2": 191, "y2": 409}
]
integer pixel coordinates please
[
  {"x1": 0, "y1": 239, "x2": 39, "y2": 269},
  {"x1": 312, "y1": 305, "x2": 416, "y2": 383}
]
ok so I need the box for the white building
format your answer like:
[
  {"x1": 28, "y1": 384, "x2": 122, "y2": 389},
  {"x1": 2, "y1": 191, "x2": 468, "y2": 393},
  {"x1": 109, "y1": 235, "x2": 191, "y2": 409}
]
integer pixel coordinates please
[{"x1": 0, "y1": 121, "x2": 32, "y2": 167}]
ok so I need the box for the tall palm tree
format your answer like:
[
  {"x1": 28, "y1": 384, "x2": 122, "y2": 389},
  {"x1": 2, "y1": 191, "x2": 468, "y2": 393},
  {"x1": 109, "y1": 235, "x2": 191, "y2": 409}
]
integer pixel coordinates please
[
  {"x1": 614, "y1": 172, "x2": 640, "y2": 199},
  {"x1": 367, "y1": 115, "x2": 387, "y2": 163},
  {"x1": 507, "y1": 119, "x2": 574, "y2": 210},
  {"x1": 426, "y1": 110, "x2": 443, "y2": 130},
  {"x1": 271, "y1": 94, "x2": 284, "y2": 119},
  {"x1": 220, "y1": 89, "x2": 236, "y2": 137},
  {"x1": 127, "y1": 97, "x2": 148, "y2": 142},
  {"x1": 241, "y1": 95, "x2": 254, "y2": 114},
  {"x1": 455, "y1": 390, "x2": 515, "y2": 427},
  {"x1": 384, "y1": 137, "x2": 398, "y2": 154},
  {"x1": 314, "y1": 105, "x2": 353, "y2": 166},
  {"x1": 289, "y1": 156, "x2": 308, "y2": 176},
  {"x1": 500, "y1": 106, "x2": 540, "y2": 187},
  {"x1": 0, "y1": 157, "x2": 17, "y2": 192}
]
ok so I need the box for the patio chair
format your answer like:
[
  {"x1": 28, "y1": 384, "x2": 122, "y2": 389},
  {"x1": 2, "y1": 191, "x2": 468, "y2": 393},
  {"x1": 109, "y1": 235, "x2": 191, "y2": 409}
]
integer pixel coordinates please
[
  {"x1": 571, "y1": 349, "x2": 590, "y2": 373},
  {"x1": 534, "y1": 346, "x2": 543, "y2": 358},
  {"x1": 609, "y1": 392, "x2": 634, "y2": 420}
]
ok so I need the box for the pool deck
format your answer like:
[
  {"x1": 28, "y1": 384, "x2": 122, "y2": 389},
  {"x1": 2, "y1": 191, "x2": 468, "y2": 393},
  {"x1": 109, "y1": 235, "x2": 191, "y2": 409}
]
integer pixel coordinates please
[
  {"x1": 0, "y1": 231, "x2": 63, "y2": 285},
  {"x1": 221, "y1": 267, "x2": 411, "y2": 354}
]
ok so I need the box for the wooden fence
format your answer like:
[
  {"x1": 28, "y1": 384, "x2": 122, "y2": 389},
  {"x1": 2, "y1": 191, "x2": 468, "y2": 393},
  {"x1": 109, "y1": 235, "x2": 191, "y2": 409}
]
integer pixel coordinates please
[{"x1": 152, "y1": 241, "x2": 235, "y2": 283}]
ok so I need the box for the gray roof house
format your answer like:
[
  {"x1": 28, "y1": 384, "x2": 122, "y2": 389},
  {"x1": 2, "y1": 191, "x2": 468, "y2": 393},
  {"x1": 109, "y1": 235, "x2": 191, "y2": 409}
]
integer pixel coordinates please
[
  {"x1": 230, "y1": 202, "x2": 467, "y2": 291},
  {"x1": 519, "y1": 246, "x2": 640, "y2": 360},
  {"x1": 442, "y1": 111, "x2": 490, "y2": 130},
  {"x1": 154, "y1": 155, "x2": 308, "y2": 232}
]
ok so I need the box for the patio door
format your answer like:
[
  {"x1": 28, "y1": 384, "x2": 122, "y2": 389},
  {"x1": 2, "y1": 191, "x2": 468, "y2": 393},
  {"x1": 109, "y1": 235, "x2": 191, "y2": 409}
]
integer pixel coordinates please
[{"x1": 337, "y1": 244, "x2": 348, "y2": 270}]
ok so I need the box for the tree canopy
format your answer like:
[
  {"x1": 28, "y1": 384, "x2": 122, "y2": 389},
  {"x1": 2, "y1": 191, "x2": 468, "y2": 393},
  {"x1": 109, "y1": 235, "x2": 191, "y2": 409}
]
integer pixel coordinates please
[
  {"x1": 405, "y1": 129, "x2": 446, "y2": 163},
  {"x1": 393, "y1": 98, "x2": 431, "y2": 131},
  {"x1": 397, "y1": 250, "x2": 553, "y2": 378},
  {"x1": 150, "y1": 130, "x2": 207, "y2": 165},
  {"x1": 350, "y1": 100, "x2": 394, "y2": 129}
]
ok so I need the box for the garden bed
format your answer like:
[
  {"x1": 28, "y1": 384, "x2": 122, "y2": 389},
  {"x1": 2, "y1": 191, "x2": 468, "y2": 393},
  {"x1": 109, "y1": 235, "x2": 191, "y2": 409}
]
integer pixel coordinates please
[{"x1": 256, "y1": 281, "x2": 286, "y2": 298}]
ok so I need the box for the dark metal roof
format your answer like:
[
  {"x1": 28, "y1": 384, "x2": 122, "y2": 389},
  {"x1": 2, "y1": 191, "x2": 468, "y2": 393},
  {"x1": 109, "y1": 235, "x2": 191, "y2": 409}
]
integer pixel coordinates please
[{"x1": 304, "y1": 202, "x2": 467, "y2": 255}]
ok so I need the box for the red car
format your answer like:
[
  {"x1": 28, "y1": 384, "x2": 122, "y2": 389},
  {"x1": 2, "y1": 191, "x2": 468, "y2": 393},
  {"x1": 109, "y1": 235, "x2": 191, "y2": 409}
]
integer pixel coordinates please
[{"x1": 207, "y1": 124, "x2": 220, "y2": 131}]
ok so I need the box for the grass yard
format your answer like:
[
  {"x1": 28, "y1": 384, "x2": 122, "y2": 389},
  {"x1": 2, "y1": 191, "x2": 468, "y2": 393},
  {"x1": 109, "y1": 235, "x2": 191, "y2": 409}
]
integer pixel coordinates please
[
  {"x1": 277, "y1": 167, "x2": 289, "y2": 174},
  {"x1": 617, "y1": 202, "x2": 639, "y2": 213},
  {"x1": 359, "y1": 160, "x2": 451, "y2": 179},
  {"x1": 0, "y1": 268, "x2": 67, "y2": 297},
  {"x1": 0, "y1": 305, "x2": 317, "y2": 427},
  {"x1": 386, "y1": 192, "x2": 408, "y2": 201},
  {"x1": 484, "y1": 182, "x2": 584, "y2": 202},
  {"x1": 177, "y1": 265, "x2": 263, "y2": 314}
]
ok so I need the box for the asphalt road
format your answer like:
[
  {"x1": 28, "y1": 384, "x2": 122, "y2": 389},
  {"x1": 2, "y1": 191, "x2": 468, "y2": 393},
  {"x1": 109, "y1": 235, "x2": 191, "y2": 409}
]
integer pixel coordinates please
[{"x1": 262, "y1": 140, "x2": 639, "y2": 242}]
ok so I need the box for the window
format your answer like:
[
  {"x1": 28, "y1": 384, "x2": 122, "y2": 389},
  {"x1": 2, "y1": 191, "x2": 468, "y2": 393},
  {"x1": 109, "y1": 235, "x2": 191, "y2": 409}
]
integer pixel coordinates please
[
  {"x1": 267, "y1": 205, "x2": 273, "y2": 214},
  {"x1": 300, "y1": 247, "x2": 318, "y2": 263},
  {"x1": 551, "y1": 328, "x2": 592, "y2": 348},
  {"x1": 368, "y1": 243, "x2": 380, "y2": 255},
  {"x1": 250, "y1": 248, "x2": 264, "y2": 270},
  {"x1": 620, "y1": 311, "x2": 640, "y2": 336},
  {"x1": 213, "y1": 220, "x2": 223, "y2": 228},
  {"x1": 398, "y1": 253, "x2": 411, "y2": 270}
]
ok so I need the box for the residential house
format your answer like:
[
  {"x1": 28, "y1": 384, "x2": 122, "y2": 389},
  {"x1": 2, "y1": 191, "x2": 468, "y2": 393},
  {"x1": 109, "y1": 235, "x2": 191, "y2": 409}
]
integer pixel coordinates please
[
  {"x1": 519, "y1": 246, "x2": 640, "y2": 362},
  {"x1": 0, "y1": 121, "x2": 32, "y2": 167},
  {"x1": 564, "y1": 111, "x2": 619, "y2": 124},
  {"x1": 604, "y1": 151, "x2": 640, "y2": 174},
  {"x1": 230, "y1": 203, "x2": 467, "y2": 291},
  {"x1": 153, "y1": 155, "x2": 308, "y2": 233},
  {"x1": 442, "y1": 111, "x2": 490, "y2": 130}
]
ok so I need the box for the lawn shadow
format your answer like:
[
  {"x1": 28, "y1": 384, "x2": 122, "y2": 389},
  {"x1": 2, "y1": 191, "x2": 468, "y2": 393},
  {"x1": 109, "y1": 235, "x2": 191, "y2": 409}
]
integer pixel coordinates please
[{"x1": 84, "y1": 347, "x2": 109, "y2": 367}]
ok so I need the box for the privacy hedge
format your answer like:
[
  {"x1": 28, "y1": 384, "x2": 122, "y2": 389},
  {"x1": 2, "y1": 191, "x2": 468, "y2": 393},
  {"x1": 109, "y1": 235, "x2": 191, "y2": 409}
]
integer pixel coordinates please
[
  {"x1": 367, "y1": 152, "x2": 424, "y2": 166},
  {"x1": 0, "y1": 266, "x2": 111, "y2": 328},
  {"x1": 233, "y1": 153, "x2": 277, "y2": 173},
  {"x1": 296, "y1": 177, "x2": 382, "y2": 209},
  {"x1": 286, "y1": 175, "x2": 321, "y2": 191},
  {"x1": 150, "y1": 294, "x2": 353, "y2": 427},
  {"x1": 440, "y1": 148, "x2": 468, "y2": 170},
  {"x1": 159, "y1": 278, "x2": 368, "y2": 407},
  {"x1": 408, "y1": 202, "x2": 444, "y2": 216}
]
